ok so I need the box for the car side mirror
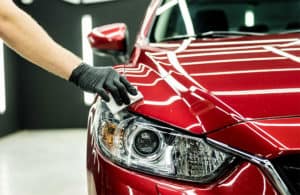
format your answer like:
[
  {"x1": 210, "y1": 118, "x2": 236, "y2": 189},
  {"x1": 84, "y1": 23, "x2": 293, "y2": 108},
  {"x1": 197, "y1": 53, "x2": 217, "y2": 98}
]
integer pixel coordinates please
[{"x1": 88, "y1": 23, "x2": 129, "y2": 64}]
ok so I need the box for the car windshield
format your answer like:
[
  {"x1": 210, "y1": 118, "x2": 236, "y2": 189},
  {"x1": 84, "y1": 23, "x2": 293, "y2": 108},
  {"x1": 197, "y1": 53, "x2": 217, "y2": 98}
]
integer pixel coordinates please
[{"x1": 150, "y1": 0, "x2": 300, "y2": 42}]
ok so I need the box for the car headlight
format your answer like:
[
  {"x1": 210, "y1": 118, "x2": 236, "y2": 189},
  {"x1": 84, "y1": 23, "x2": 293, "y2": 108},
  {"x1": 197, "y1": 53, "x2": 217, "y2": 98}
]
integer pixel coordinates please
[{"x1": 92, "y1": 99, "x2": 236, "y2": 183}]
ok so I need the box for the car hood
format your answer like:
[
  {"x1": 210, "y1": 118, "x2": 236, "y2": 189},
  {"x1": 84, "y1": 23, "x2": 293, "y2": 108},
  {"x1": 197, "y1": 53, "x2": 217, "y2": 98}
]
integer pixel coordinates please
[
  {"x1": 123, "y1": 33, "x2": 300, "y2": 135},
  {"x1": 208, "y1": 116, "x2": 300, "y2": 158}
]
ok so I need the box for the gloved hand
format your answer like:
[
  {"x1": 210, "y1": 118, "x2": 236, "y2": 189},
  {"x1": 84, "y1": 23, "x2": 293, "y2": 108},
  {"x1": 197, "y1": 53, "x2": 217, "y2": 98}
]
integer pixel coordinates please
[{"x1": 69, "y1": 63, "x2": 137, "y2": 105}]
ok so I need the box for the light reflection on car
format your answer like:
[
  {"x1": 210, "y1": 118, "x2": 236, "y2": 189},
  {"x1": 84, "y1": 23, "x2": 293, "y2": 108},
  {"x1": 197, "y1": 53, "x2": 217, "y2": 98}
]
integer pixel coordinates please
[{"x1": 86, "y1": 0, "x2": 300, "y2": 194}]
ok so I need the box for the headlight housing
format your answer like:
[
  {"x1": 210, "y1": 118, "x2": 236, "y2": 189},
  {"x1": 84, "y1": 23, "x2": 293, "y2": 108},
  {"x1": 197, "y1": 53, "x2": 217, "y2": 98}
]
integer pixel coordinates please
[{"x1": 92, "y1": 99, "x2": 236, "y2": 183}]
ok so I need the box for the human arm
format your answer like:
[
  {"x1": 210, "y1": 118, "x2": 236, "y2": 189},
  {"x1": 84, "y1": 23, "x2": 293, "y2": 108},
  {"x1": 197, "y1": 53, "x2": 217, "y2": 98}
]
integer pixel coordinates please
[
  {"x1": 0, "y1": 0, "x2": 137, "y2": 104},
  {"x1": 0, "y1": 0, "x2": 80, "y2": 79}
]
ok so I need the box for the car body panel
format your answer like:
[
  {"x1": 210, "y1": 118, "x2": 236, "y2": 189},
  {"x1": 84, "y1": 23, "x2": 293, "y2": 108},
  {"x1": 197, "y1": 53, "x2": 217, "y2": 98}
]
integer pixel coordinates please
[
  {"x1": 87, "y1": 0, "x2": 300, "y2": 194},
  {"x1": 208, "y1": 117, "x2": 300, "y2": 159},
  {"x1": 87, "y1": 112, "x2": 277, "y2": 195},
  {"x1": 87, "y1": 144, "x2": 277, "y2": 195},
  {"x1": 119, "y1": 33, "x2": 300, "y2": 135}
]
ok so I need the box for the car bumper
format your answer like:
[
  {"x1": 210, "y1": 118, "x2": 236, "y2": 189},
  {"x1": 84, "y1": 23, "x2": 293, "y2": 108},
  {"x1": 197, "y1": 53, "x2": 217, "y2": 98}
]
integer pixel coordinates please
[{"x1": 87, "y1": 151, "x2": 278, "y2": 195}]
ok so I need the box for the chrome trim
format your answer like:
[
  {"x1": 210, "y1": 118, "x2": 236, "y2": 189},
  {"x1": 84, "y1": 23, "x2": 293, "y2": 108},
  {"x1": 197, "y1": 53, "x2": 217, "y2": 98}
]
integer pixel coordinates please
[{"x1": 206, "y1": 138, "x2": 291, "y2": 195}]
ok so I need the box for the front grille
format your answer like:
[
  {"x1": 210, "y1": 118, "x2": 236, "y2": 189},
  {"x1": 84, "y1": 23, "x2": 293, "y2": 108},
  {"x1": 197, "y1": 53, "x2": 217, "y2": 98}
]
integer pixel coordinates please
[{"x1": 272, "y1": 154, "x2": 300, "y2": 195}]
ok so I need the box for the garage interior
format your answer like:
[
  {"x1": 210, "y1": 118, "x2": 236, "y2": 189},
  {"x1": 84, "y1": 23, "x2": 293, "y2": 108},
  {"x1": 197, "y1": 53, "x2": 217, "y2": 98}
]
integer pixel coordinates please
[{"x1": 0, "y1": 0, "x2": 149, "y2": 194}]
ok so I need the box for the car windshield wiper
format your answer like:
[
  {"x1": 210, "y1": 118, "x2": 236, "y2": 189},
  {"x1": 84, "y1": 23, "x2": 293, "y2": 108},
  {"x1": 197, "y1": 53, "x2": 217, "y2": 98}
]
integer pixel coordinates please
[
  {"x1": 159, "y1": 31, "x2": 265, "y2": 42},
  {"x1": 279, "y1": 29, "x2": 300, "y2": 34},
  {"x1": 201, "y1": 31, "x2": 266, "y2": 37}
]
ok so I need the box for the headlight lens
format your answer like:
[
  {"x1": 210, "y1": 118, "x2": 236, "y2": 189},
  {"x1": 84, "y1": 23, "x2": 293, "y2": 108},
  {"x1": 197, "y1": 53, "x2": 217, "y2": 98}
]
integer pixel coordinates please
[{"x1": 93, "y1": 100, "x2": 235, "y2": 183}]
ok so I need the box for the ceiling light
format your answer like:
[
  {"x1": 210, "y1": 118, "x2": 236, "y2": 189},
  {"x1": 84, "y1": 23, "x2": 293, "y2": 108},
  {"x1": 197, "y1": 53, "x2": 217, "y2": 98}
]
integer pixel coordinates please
[
  {"x1": 21, "y1": 0, "x2": 34, "y2": 5},
  {"x1": 0, "y1": 40, "x2": 6, "y2": 114},
  {"x1": 81, "y1": 15, "x2": 95, "y2": 106},
  {"x1": 245, "y1": 10, "x2": 255, "y2": 27}
]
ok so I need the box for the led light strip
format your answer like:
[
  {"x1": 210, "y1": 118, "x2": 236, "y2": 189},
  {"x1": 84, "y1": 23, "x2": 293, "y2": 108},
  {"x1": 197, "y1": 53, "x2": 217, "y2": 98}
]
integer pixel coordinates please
[
  {"x1": 0, "y1": 40, "x2": 6, "y2": 114},
  {"x1": 245, "y1": 10, "x2": 255, "y2": 27},
  {"x1": 21, "y1": 0, "x2": 34, "y2": 4},
  {"x1": 81, "y1": 14, "x2": 95, "y2": 106}
]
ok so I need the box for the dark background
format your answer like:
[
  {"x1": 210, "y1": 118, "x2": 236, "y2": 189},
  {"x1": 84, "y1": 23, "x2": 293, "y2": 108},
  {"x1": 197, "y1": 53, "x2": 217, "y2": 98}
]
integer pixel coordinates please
[{"x1": 0, "y1": 0, "x2": 150, "y2": 137}]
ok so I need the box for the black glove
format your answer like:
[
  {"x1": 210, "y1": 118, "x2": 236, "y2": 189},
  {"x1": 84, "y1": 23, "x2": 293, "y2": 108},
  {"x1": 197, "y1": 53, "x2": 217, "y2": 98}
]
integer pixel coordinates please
[{"x1": 69, "y1": 63, "x2": 137, "y2": 105}]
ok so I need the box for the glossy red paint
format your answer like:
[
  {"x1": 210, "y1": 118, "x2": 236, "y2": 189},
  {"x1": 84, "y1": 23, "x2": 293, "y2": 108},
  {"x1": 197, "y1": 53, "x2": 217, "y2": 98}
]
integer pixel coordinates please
[
  {"x1": 87, "y1": 141, "x2": 277, "y2": 195},
  {"x1": 86, "y1": 0, "x2": 300, "y2": 194},
  {"x1": 208, "y1": 117, "x2": 300, "y2": 159},
  {"x1": 122, "y1": 33, "x2": 300, "y2": 135},
  {"x1": 88, "y1": 23, "x2": 127, "y2": 52}
]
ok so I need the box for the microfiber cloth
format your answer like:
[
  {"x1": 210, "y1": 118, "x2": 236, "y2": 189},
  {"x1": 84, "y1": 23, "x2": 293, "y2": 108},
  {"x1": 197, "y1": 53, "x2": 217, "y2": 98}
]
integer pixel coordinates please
[{"x1": 106, "y1": 91, "x2": 143, "y2": 114}]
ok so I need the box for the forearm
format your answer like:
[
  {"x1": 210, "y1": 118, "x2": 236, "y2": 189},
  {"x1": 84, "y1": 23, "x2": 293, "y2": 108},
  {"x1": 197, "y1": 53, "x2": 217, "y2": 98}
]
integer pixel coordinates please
[
  {"x1": 0, "y1": 2, "x2": 81, "y2": 79},
  {"x1": 0, "y1": 1, "x2": 137, "y2": 105}
]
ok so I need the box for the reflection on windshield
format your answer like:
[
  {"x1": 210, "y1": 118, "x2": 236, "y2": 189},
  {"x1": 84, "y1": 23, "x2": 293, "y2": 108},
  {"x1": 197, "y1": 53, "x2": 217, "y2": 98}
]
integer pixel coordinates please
[{"x1": 150, "y1": 0, "x2": 300, "y2": 42}]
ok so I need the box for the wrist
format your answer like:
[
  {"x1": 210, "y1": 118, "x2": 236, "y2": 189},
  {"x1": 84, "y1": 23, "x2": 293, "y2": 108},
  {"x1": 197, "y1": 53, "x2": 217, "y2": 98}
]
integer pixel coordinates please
[{"x1": 69, "y1": 62, "x2": 90, "y2": 85}]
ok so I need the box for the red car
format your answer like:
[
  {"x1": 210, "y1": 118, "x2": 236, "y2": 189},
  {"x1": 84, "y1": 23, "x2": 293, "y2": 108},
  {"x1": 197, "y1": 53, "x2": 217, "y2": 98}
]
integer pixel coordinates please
[{"x1": 86, "y1": 0, "x2": 300, "y2": 194}]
